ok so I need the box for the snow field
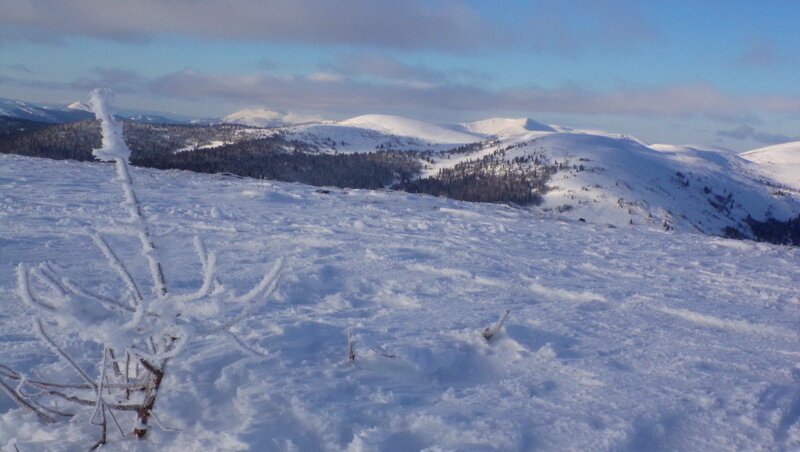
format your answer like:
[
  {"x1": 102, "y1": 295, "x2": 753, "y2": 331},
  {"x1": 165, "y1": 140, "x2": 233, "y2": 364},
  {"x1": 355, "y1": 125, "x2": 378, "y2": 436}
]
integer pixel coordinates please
[
  {"x1": 0, "y1": 154, "x2": 799, "y2": 451},
  {"x1": 741, "y1": 141, "x2": 800, "y2": 191}
]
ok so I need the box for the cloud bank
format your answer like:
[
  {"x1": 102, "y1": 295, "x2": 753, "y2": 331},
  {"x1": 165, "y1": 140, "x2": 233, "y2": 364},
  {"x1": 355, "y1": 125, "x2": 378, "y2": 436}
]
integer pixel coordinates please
[
  {"x1": 144, "y1": 70, "x2": 800, "y2": 122},
  {"x1": 1, "y1": 0, "x2": 655, "y2": 53},
  {"x1": 717, "y1": 124, "x2": 799, "y2": 145}
]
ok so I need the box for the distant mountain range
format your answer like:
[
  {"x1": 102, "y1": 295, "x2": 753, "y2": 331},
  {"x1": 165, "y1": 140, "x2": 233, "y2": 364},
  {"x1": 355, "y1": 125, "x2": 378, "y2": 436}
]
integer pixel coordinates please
[
  {"x1": 0, "y1": 98, "x2": 193, "y2": 124},
  {"x1": 1, "y1": 97, "x2": 799, "y2": 243},
  {"x1": 0, "y1": 98, "x2": 94, "y2": 123}
]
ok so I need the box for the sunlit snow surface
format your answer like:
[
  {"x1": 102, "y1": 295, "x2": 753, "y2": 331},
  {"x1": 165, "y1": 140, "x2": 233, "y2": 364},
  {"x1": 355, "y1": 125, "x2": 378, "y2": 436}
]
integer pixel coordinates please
[
  {"x1": 741, "y1": 141, "x2": 800, "y2": 191},
  {"x1": 1, "y1": 154, "x2": 799, "y2": 451}
]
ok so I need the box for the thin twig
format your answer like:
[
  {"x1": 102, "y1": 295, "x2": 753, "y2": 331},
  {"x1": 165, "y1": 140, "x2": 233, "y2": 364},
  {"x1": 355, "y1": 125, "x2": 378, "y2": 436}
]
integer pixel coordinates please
[
  {"x1": 0, "y1": 377, "x2": 57, "y2": 424},
  {"x1": 16, "y1": 264, "x2": 57, "y2": 312},
  {"x1": 35, "y1": 320, "x2": 96, "y2": 389},
  {"x1": 347, "y1": 330, "x2": 356, "y2": 363},
  {"x1": 227, "y1": 331, "x2": 268, "y2": 358},
  {"x1": 90, "y1": 233, "x2": 143, "y2": 306}
]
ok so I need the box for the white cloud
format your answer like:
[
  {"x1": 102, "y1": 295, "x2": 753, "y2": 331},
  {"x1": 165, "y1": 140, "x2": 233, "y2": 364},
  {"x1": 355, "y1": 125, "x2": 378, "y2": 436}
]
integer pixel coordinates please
[{"x1": 306, "y1": 72, "x2": 345, "y2": 83}]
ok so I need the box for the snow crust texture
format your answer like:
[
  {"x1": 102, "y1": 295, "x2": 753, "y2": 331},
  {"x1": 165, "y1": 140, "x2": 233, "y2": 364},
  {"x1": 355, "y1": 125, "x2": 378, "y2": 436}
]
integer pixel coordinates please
[{"x1": 1, "y1": 154, "x2": 800, "y2": 451}]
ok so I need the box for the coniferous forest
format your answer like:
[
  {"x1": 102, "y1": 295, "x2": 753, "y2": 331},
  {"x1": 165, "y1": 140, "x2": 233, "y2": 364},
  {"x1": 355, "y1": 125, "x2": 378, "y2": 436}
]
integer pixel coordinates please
[{"x1": 0, "y1": 118, "x2": 552, "y2": 202}]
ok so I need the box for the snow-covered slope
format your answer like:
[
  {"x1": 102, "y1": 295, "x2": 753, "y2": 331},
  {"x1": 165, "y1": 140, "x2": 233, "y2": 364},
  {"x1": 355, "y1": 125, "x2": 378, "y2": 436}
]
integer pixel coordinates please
[
  {"x1": 459, "y1": 117, "x2": 556, "y2": 137},
  {"x1": 740, "y1": 141, "x2": 800, "y2": 190},
  {"x1": 1, "y1": 153, "x2": 799, "y2": 451},
  {"x1": 423, "y1": 131, "x2": 800, "y2": 235},
  {"x1": 339, "y1": 114, "x2": 483, "y2": 144},
  {"x1": 277, "y1": 114, "x2": 486, "y2": 153}
]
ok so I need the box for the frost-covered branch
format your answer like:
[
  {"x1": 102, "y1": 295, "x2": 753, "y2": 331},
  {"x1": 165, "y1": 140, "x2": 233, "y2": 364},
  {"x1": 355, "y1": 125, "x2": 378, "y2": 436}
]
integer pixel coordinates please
[
  {"x1": 1, "y1": 89, "x2": 284, "y2": 448},
  {"x1": 0, "y1": 377, "x2": 57, "y2": 424},
  {"x1": 90, "y1": 89, "x2": 168, "y2": 300},
  {"x1": 35, "y1": 320, "x2": 96, "y2": 389},
  {"x1": 90, "y1": 232, "x2": 143, "y2": 306}
]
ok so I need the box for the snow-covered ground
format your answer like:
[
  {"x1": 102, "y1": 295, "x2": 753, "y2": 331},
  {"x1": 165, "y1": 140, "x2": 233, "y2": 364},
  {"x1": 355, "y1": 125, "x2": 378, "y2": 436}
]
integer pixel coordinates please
[{"x1": 1, "y1": 153, "x2": 799, "y2": 451}]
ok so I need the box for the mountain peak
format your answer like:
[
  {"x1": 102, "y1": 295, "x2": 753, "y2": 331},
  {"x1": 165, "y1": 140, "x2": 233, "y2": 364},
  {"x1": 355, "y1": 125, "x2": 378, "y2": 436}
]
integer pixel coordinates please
[
  {"x1": 460, "y1": 117, "x2": 556, "y2": 137},
  {"x1": 740, "y1": 140, "x2": 800, "y2": 190},
  {"x1": 66, "y1": 101, "x2": 93, "y2": 112},
  {"x1": 338, "y1": 114, "x2": 482, "y2": 144}
]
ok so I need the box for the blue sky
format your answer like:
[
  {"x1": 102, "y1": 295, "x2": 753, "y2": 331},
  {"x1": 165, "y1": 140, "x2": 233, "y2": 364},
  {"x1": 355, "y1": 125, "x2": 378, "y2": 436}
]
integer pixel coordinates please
[{"x1": 1, "y1": 0, "x2": 799, "y2": 151}]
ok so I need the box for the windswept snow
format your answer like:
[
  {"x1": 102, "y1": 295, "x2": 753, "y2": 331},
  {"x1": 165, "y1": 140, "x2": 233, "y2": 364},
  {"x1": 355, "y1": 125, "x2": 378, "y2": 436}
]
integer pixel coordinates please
[
  {"x1": 741, "y1": 141, "x2": 800, "y2": 190},
  {"x1": 1, "y1": 153, "x2": 799, "y2": 451}
]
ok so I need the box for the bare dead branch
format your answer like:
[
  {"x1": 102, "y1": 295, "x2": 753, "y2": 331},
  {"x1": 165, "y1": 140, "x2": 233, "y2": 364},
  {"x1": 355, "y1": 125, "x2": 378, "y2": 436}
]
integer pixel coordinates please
[
  {"x1": 133, "y1": 358, "x2": 166, "y2": 438},
  {"x1": 483, "y1": 309, "x2": 511, "y2": 340},
  {"x1": 347, "y1": 330, "x2": 356, "y2": 363}
]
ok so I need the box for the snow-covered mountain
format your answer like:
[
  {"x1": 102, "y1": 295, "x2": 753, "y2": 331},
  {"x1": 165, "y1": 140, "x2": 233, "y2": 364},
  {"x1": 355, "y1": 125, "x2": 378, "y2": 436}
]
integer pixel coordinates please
[
  {"x1": 740, "y1": 141, "x2": 800, "y2": 190},
  {"x1": 459, "y1": 117, "x2": 556, "y2": 137},
  {"x1": 339, "y1": 114, "x2": 483, "y2": 144},
  {"x1": 1, "y1": 152, "x2": 799, "y2": 450},
  {"x1": 274, "y1": 114, "x2": 649, "y2": 154},
  {"x1": 65, "y1": 100, "x2": 92, "y2": 112},
  {"x1": 0, "y1": 98, "x2": 191, "y2": 125},
  {"x1": 414, "y1": 130, "x2": 799, "y2": 236},
  {"x1": 0, "y1": 98, "x2": 93, "y2": 123},
  {"x1": 279, "y1": 112, "x2": 800, "y2": 236},
  {"x1": 270, "y1": 114, "x2": 486, "y2": 153},
  {"x1": 221, "y1": 108, "x2": 325, "y2": 128},
  {"x1": 2, "y1": 101, "x2": 798, "y2": 239}
]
